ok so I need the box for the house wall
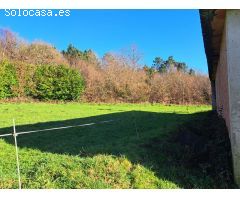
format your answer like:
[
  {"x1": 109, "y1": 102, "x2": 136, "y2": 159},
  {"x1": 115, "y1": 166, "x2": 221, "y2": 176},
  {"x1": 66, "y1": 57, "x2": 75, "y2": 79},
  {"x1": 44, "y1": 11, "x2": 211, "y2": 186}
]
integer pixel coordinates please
[
  {"x1": 225, "y1": 10, "x2": 240, "y2": 186},
  {"x1": 215, "y1": 24, "x2": 230, "y2": 131},
  {"x1": 202, "y1": 9, "x2": 240, "y2": 187},
  {"x1": 214, "y1": 10, "x2": 240, "y2": 186}
]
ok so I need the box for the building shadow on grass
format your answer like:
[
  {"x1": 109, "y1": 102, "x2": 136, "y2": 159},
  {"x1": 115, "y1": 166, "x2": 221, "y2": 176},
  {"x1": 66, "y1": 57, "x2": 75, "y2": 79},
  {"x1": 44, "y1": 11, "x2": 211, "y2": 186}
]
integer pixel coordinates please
[{"x1": 0, "y1": 110, "x2": 236, "y2": 188}]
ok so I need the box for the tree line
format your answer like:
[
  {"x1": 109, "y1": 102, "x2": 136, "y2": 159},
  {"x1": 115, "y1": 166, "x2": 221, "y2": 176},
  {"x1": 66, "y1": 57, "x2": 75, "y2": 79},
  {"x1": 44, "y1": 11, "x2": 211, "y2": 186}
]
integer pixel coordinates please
[{"x1": 0, "y1": 29, "x2": 211, "y2": 104}]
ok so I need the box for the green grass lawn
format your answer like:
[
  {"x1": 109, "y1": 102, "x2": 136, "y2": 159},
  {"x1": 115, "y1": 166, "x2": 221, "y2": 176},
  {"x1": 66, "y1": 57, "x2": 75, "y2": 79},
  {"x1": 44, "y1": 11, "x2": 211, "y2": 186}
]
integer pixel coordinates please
[{"x1": 0, "y1": 103, "x2": 231, "y2": 189}]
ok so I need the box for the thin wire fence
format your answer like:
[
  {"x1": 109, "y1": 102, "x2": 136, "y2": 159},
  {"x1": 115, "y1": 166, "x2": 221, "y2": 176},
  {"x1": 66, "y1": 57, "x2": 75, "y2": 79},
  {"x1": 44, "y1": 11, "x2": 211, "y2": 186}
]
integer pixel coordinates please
[
  {"x1": 0, "y1": 119, "x2": 115, "y2": 138},
  {"x1": 0, "y1": 112, "x2": 140, "y2": 189},
  {"x1": 0, "y1": 118, "x2": 120, "y2": 189}
]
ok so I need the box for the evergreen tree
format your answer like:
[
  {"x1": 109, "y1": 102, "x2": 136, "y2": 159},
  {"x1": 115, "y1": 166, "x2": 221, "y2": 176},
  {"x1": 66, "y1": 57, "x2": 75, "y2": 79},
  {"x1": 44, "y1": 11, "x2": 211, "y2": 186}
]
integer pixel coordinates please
[
  {"x1": 189, "y1": 68, "x2": 196, "y2": 75},
  {"x1": 62, "y1": 44, "x2": 99, "y2": 66},
  {"x1": 177, "y1": 62, "x2": 188, "y2": 73},
  {"x1": 152, "y1": 57, "x2": 167, "y2": 73}
]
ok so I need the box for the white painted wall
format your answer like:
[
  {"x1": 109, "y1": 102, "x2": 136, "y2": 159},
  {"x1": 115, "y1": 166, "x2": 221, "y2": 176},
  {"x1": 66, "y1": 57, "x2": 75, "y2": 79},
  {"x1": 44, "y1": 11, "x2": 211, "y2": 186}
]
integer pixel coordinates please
[{"x1": 226, "y1": 10, "x2": 240, "y2": 186}]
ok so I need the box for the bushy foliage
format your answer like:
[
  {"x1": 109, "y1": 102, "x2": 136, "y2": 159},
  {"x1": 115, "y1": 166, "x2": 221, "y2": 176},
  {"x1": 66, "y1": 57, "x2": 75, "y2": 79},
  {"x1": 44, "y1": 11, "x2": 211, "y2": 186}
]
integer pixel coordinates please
[
  {"x1": 0, "y1": 29, "x2": 211, "y2": 104},
  {"x1": 0, "y1": 29, "x2": 67, "y2": 66},
  {"x1": 0, "y1": 29, "x2": 18, "y2": 60},
  {"x1": 78, "y1": 54, "x2": 210, "y2": 104},
  {"x1": 0, "y1": 61, "x2": 18, "y2": 99},
  {"x1": 78, "y1": 55, "x2": 150, "y2": 103},
  {"x1": 28, "y1": 65, "x2": 85, "y2": 100},
  {"x1": 19, "y1": 42, "x2": 67, "y2": 66},
  {"x1": 149, "y1": 72, "x2": 211, "y2": 104}
]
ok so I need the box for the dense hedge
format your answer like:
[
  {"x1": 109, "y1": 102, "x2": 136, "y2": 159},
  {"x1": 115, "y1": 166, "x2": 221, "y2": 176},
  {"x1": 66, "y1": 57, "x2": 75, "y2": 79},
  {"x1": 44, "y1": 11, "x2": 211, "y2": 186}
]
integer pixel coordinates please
[
  {"x1": 28, "y1": 65, "x2": 85, "y2": 100},
  {"x1": 0, "y1": 61, "x2": 18, "y2": 99}
]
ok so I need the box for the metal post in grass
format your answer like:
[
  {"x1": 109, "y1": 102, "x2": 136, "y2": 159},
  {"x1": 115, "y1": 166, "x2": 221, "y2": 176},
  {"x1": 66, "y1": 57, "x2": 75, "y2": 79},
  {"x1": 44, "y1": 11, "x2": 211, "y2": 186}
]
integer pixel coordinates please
[
  {"x1": 13, "y1": 119, "x2": 21, "y2": 189},
  {"x1": 132, "y1": 111, "x2": 139, "y2": 139}
]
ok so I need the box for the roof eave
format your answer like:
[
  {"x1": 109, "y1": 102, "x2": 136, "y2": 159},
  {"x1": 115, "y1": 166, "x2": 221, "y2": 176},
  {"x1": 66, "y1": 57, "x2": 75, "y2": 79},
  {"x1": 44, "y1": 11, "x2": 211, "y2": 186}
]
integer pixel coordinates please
[{"x1": 199, "y1": 9, "x2": 226, "y2": 81}]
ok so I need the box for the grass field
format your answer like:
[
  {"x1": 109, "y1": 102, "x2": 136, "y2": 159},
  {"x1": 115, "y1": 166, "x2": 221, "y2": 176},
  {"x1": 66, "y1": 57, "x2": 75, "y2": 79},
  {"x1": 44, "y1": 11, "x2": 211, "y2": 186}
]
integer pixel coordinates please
[{"x1": 0, "y1": 103, "x2": 234, "y2": 188}]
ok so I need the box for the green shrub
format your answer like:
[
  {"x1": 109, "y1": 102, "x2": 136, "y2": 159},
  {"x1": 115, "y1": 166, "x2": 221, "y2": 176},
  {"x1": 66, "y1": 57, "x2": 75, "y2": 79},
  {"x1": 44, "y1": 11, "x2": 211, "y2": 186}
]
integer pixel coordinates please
[
  {"x1": 0, "y1": 61, "x2": 18, "y2": 99},
  {"x1": 29, "y1": 65, "x2": 85, "y2": 100}
]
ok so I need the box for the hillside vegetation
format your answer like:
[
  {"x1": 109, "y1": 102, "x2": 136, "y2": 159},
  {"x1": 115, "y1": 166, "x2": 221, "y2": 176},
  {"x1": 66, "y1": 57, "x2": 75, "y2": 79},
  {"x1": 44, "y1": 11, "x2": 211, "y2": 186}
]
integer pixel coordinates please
[{"x1": 0, "y1": 29, "x2": 211, "y2": 104}]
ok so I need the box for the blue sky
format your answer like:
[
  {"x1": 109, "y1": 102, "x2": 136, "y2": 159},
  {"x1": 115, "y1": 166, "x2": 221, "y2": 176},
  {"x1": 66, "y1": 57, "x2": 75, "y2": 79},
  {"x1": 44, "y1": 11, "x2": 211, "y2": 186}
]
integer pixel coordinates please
[{"x1": 0, "y1": 9, "x2": 208, "y2": 73}]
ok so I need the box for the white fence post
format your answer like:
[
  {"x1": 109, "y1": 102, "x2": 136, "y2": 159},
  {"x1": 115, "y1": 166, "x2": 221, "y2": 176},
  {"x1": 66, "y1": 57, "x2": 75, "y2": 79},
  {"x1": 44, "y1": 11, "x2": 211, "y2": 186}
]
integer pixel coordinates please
[
  {"x1": 0, "y1": 118, "x2": 116, "y2": 189},
  {"x1": 13, "y1": 119, "x2": 21, "y2": 189}
]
